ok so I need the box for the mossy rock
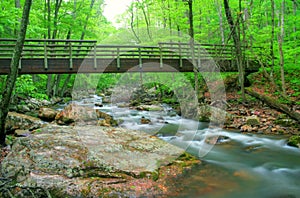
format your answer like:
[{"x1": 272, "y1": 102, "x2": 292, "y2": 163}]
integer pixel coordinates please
[
  {"x1": 287, "y1": 135, "x2": 300, "y2": 148},
  {"x1": 246, "y1": 115, "x2": 260, "y2": 126}
]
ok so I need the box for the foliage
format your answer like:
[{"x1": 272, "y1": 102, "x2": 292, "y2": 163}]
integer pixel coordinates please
[{"x1": 14, "y1": 75, "x2": 48, "y2": 100}]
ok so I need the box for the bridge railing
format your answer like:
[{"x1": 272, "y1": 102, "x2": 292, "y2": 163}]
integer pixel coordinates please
[{"x1": 0, "y1": 38, "x2": 259, "y2": 71}]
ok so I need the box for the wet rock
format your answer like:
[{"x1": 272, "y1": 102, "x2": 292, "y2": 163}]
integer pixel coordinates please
[
  {"x1": 287, "y1": 135, "x2": 300, "y2": 148},
  {"x1": 96, "y1": 109, "x2": 118, "y2": 127},
  {"x1": 38, "y1": 107, "x2": 58, "y2": 121},
  {"x1": 136, "y1": 104, "x2": 164, "y2": 111},
  {"x1": 246, "y1": 115, "x2": 260, "y2": 126},
  {"x1": 95, "y1": 103, "x2": 103, "y2": 107},
  {"x1": 205, "y1": 136, "x2": 230, "y2": 145},
  {"x1": 6, "y1": 112, "x2": 46, "y2": 133},
  {"x1": 102, "y1": 96, "x2": 111, "y2": 104},
  {"x1": 1, "y1": 125, "x2": 187, "y2": 197},
  {"x1": 141, "y1": 116, "x2": 151, "y2": 124}
]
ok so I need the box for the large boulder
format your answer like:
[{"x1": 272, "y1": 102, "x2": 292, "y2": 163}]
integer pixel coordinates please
[
  {"x1": 1, "y1": 125, "x2": 195, "y2": 197},
  {"x1": 5, "y1": 112, "x2": 46, "y2": 133}
]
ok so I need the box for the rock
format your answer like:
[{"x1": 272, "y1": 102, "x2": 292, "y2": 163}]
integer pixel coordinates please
[
  {"x1": 14, "y1": 129, "x2": 30, "y2": 137},
  {"x1": 27, "y1": 98, "x2": 51, "y2": 109},
  {"x1": 240, "y1": 125, "x2": 253, "y2": 132},
  {"x1": 95, "y1": 103, "x2": 103, "y2": 107},
  {"x1": 50, "y1": 97, "x2": 63, "y2": 104},
  {"x1": 16, "y1": 104, "x2": 30, "y2": 113},
  {"x1": 141, "y1": 116, "x2": 151, "y2": 124},
  {"x1": 5, "y1": 112, "x2": 46, "y2": 133},
  {"x1": 136, "y1": 104, "x2": 164, "y2": 111},
  {"x1": 246, "y1": 115, "x2": 260, "y2": 126},
  {"x1": 205, "y1": 136, "x2": 230, "y2": 145},
  {"x1": 287, "y1": 135, "x2": 300, "y2": 148},
  {"x1": 102, "y1": 96, "x2": 111, "y2": 103},
  {"x1": 55, "y1": 103, "x2": 98, "y2": 125},
  {"x1": 96, "y1": 109, "x2": 118, "y2": 127},
  {"x1": 38, "y1": 107, "x2": 58, "y2": 121},
  {"x1": 198, "y1": 105, "x2": 233, "y2": 125},
  {"x1": 1, "y1": 125, "x2": 189, "y2": 197}
]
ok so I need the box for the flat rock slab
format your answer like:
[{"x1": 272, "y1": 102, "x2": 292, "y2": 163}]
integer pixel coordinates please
[{"x1": 1, "y1": 125, "x2": 185, "y2": 196}]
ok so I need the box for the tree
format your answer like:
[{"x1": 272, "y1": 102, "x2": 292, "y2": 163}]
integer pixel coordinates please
[
  {"x1": 223, "y1": 0, "x2": 245, "y2": 101},
  {"x1": 278, "y1": 0, "x2": 287, "y2": 96},
  {"x1": 0, "y1": 0, "x2": 32, "y2": 146}
]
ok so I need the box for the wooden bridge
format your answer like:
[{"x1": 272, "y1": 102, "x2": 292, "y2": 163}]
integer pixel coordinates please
[{"x1": 0, "y1": 39, "x2": 260, "y2": 74}]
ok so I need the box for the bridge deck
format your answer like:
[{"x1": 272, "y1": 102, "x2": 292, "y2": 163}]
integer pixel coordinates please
[{"x1": 0, "y1": 39, "x2": 260, "y2": 74}]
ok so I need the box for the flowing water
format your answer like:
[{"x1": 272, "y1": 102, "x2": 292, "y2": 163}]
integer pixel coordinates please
[{"x1": 72, "y1": 96, "x2": 300, "y2": 198}]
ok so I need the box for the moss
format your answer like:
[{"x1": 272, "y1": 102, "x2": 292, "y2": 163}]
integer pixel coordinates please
[
  {"x1": 287, "y1": 135, "x2": 300, "y2": 148},
  {"x1": 139, "y1": 171, "x2": 159, "y2": 181}
]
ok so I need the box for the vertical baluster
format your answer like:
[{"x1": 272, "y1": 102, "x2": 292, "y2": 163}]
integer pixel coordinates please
[
  {"x1": 93, "y1": 42, "x2": 97, "y2": 69},
  {"x1": 117, "y1": 47, "x2": 120, "y2": 69},
  {"x1": 18, "y1": 59, "x2": 22, "y2": 70},
  {"x1": 69, "y1": 42, "x2": 73, "y2": 70},
  {"x1": 44, "y1": 41, "x2": 48, "y2": 70},
  {"x1": 159, "y1": 43, "x2": 163, "y2": 68},
  {"x1": 197, "y1": 45, "x2": 201, "y2": 70},
  {"x1": 179, "y1": 42, "x2": 182, "y2": 68},
  {"x1": 138, "y1": 47, "x2": 142, "y2": 69}
]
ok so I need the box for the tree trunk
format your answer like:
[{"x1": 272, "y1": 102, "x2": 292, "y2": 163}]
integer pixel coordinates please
[
  {"x1": 187, "y1": 0, "x2": 199, "y2": 98},
  {"x1": 278, "y1": 0, "x2": 287, "y2": 96},
  {"x1": 292, "y1": 0, "x2": 297, "y2": 63},
  {"x1": 246, "y1": 89, "x2": 300, "y2": 123},
  {"x1": 80, "y1": 0, "x2": 95, "y2": 40},
  {"x1": 223, "y1": 0, "x2": 245, "y2": 101},
  {"x1": 130, "y1": 5, "x2": 141, "y2": 43},
  {"x1": 215, "y1": 0, "x2": 225, "y2": 44},
  {"x1": 60, "y1": 74, "x2": 72, "y2": 97},
  {"x1": 137, "y1": 0, "x2": 152, "y2": 41},
  {"x1": 14, "y1": 0, "x2": 21, "y2": 36},
  {"x1": 0, "y1": 0, "x2": 32, "y2": 146},
  {"x1": 270, "y1": 0, "x2": 275, "y2": 71}
]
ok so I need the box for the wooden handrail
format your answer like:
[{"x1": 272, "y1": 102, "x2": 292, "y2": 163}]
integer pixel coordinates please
[{"x1": 0, "y1": 38, "x2": 260, "y2": 73}]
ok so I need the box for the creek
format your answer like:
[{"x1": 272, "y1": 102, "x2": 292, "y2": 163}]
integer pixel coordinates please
[{"x1": 69, "y1": 95, "x2": 300, "y2": 198}]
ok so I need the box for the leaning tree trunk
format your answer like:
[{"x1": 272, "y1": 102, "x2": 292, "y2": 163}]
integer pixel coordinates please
[
  {"x1": 246, "y1": 88, "x2": 300, "y2": 123},
  {"x1": 0, "y1": 0, "x2": 32, "y2": 146}
]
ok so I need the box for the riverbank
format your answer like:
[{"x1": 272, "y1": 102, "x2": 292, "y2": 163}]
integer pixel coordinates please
[
  {"x1": 224, "y1": 92, "x2": 299, "y2": 135},
  {"x1": 0, "y1": 92, "x2": 299, "y2": 197}
]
